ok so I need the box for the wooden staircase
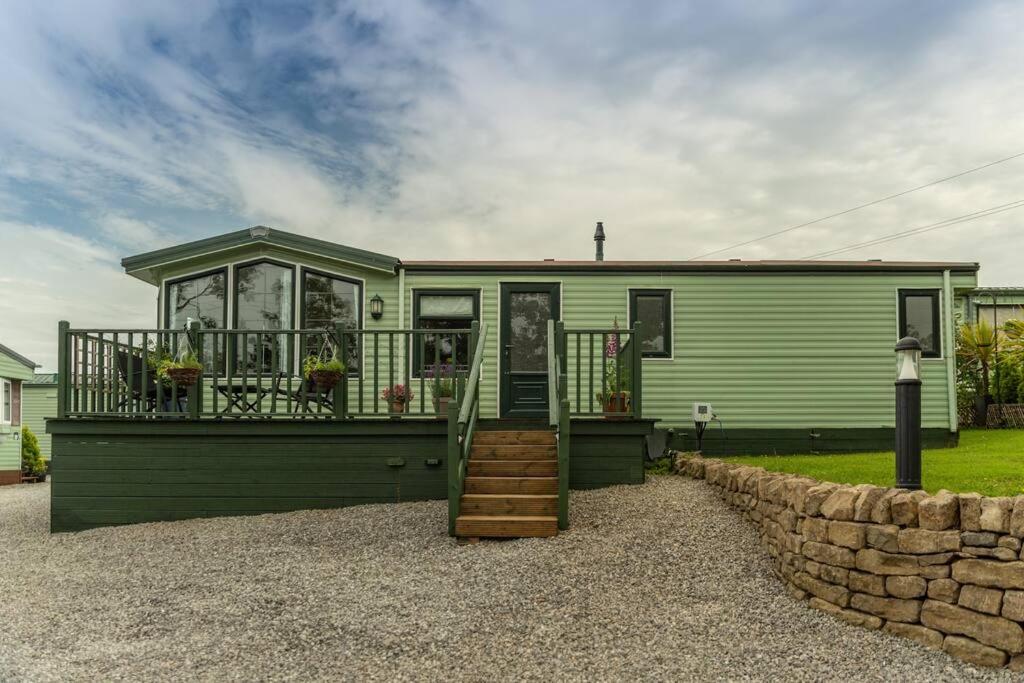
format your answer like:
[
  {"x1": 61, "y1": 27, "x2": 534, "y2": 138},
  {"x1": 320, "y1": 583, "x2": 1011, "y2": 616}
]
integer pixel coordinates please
[{"x1": 455, "y1": 429, "x2": 560, "y2": 539}]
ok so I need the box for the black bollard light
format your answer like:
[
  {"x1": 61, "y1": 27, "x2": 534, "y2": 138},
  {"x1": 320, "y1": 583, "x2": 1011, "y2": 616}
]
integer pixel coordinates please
[{"x1": 894, "y1": 336, "x2": 923, "y2": 490}]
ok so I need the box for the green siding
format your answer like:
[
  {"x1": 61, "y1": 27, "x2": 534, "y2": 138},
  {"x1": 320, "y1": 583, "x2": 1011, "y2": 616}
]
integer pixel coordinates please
[
  {"x1": 23, "y1": 384, "x2": 57, "y2": 458},
  {"x1": 405, "y1": 270, "x2": 976, "y2": 432},
  {"x1": 139, "y1": 247, "x2": 976, "y2": 433}
]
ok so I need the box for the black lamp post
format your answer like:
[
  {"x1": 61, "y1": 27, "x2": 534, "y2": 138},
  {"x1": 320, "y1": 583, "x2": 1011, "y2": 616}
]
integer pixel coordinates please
[
  {"x1": 369, "y1": 294, "x2": 384, "y2": 320},
  {"x1": 895, "y1": 336, "x2": 923, "y2": 490}
]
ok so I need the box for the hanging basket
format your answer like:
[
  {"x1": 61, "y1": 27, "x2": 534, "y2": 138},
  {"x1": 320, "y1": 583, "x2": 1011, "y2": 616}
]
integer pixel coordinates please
[
  {"x1": 311, "y1": 369, "x2": 343, "y2": 391},
  {"x1": 165, "y1": 367, "x2": 202, "y2": 388}
]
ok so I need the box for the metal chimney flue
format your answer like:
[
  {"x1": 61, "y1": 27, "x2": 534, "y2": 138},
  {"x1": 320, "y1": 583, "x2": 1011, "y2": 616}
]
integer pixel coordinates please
[{"x1": 594, "y1": 221, "x2": 605, "y2": 261}]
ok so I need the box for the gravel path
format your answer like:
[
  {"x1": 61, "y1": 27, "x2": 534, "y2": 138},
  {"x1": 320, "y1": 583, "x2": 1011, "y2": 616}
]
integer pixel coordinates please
[{"x1": 1, "y1": 478, "x2": 1018, "y2": 682}]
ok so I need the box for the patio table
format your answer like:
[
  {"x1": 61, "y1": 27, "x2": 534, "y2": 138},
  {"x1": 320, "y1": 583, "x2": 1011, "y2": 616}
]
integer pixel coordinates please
[{"x1": 215, "y1": 382, "x2": 276, "y2": 414}]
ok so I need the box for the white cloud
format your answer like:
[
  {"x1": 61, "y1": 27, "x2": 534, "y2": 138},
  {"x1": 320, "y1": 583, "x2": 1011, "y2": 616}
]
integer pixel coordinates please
[
  {"x1": 0, "y1": 0, "x2": 1023, "y2": 369},
  {"x1": 0, "y1": 222, "x2": 154, "y2": 371}
]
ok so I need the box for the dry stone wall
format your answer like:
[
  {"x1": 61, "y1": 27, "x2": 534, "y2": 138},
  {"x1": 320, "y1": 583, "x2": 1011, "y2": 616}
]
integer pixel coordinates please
[{"x1": 676, "y1": 454, "x2": 1024, "y2": 671}]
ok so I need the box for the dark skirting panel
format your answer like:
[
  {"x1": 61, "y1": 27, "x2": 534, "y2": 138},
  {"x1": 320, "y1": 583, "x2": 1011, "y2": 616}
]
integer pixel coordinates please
[{"x1": 49, "y1": 418, "x2": 654, "y2": 532}]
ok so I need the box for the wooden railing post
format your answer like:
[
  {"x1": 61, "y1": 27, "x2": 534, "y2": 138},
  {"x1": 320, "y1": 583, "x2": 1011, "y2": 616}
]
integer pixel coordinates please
[
  {"x1": 558, "y1": 396, "x2": 570, "y2": 530},
  {"x1": 631, "y1": 322, "x2": 643, "y2": 419},
  {"x1": 188, "y1": 321, "x2": 201, "y2": 419},
  {"x1": 57, "y1": 321, "x2": 70, "y2": 418},
  {"x1": 334, "y1": 325, "x2": 346, "y2": 419},
  {"x1": 447, "y1": 405, "x2": 460, "y2": 536}
]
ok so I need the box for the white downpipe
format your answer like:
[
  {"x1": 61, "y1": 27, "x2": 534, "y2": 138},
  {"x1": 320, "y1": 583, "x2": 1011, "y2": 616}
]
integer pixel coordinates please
[
  {"x1": 398, "y1": 267, "x2": 406, "y2": 380},
  {"x1": 943, "y1": 269, "x2": 958, "y2": 433}
]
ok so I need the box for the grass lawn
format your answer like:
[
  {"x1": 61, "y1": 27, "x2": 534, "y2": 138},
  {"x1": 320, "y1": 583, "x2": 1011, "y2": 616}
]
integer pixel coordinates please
[{"x1": 724, "y1": 429, "x2": 1024, "y2": 497}]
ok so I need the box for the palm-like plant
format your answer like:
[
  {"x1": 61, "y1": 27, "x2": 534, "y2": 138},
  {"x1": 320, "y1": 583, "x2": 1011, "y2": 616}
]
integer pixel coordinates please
[{"x1": 959, "y1": 320, "x2": 997, "y2": 399}]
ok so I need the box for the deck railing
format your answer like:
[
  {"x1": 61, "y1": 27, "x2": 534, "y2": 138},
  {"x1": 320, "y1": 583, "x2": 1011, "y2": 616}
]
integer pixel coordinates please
[
  {"x1": 560, "y1": 322, "x2": 643, "y2": 419},
  {"x1": 56, "y1": 320, "x2": 475, "y2": 420},
  {"x1": 448, "y1": 321, "x2": 487, "y2": 535}
]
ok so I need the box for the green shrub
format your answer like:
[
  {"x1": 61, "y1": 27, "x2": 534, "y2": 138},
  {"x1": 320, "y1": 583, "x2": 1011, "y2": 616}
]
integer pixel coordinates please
[{"x1": 21, "y1": 426, "x2": 45, "y2": 476}]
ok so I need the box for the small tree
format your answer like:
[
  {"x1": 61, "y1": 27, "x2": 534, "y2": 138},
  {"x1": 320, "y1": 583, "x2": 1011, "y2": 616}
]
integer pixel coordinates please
[
  {"x1": 21, "y1": 426, "x2": 45, "y2": 476},
  {"x1": 959, "y1": 320, "x2": 997, "y2": 400}
]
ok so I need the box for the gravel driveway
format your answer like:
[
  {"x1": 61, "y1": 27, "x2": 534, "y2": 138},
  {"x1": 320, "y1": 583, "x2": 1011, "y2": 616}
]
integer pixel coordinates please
[{"x1": 0, "y1": 477, "x2": 1017, "y2": 682}]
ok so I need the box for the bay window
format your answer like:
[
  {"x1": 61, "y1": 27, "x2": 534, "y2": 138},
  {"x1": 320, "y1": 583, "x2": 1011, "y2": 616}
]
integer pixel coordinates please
[
  {"x1": 302, "y1": 269, "x2": 362, "y2": 374},
  {"x1": 235, "y1": 260, "x2": 294, "y2": 373},
  {"x1": 165, "y1": 268, "x2": 227, "y2": 372}
]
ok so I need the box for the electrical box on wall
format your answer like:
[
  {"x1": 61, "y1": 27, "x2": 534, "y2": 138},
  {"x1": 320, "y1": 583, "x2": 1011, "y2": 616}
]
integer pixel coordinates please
[{"x1": 692, "y1": 402, "x2": 714, "y2": 423}]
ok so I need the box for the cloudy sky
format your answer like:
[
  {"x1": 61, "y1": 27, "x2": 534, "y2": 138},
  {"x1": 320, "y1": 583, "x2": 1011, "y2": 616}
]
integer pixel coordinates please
[{"x1": 1, "y1": 0, "x2": 1023, "y2": 370}]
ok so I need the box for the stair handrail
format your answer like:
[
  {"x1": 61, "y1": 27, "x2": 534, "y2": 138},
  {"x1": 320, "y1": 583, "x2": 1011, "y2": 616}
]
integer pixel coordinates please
[
  {"x1": 448, "y1": 321, "x2": 488, "y2": 535},
  {"x1": 548, "y1": 319, "x2": 570, "y2": 530}
]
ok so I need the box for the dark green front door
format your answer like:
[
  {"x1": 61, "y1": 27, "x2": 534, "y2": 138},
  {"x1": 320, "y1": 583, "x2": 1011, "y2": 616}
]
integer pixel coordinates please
[{"x1": 500, "y1": 283, "x2": 560, "y2": 418}]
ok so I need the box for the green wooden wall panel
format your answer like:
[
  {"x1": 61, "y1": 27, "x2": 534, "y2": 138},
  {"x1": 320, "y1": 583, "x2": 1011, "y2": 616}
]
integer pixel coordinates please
[{"x1": 22, "y1": 385, "x2": 57, "y2": 458}]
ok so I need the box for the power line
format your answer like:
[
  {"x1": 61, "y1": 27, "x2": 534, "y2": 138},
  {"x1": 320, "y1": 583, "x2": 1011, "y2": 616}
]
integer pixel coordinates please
[
  {"x1": 801, "y1": 199, "x2": 1024, "y2": 259},
  {"x1": 686, "y1": 150, "x2": 1024, "y2": 260}
]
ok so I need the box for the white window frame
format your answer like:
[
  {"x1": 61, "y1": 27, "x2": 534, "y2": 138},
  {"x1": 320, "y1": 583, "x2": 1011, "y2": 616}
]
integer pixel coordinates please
[{"x1": 0, "y1": 378, "x2": 10, "y2": 425}]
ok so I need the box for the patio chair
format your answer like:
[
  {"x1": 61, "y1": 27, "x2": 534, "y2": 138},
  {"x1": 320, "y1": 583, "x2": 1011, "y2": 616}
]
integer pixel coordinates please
[{"x1": 115, "y1": 349, "x2": 187, "y2": 413}]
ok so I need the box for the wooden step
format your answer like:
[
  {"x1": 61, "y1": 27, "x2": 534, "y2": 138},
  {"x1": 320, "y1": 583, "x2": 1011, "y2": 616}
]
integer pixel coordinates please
[
  {"x1": 467, "y1": 460, "x2": 557, "y2": 477},
  {"x1": 460, "y1": 494, "x2": 558, "y2": 516},
  {"x1": 470, "y1": 444, "x2": 557, "y2": 460},
  {"x1": 473, "y1": 431, "x2": 555, "y2": 446},
  {"x1": 464, "y1": 476, "x2": 558, "y2": 495},
  {"x1": 455, "y1": 515, "x2": 558, "y2": 538}
]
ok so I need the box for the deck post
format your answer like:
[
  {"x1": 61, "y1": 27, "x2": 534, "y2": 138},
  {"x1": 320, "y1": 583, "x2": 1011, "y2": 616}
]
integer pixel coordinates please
[
  {"x1": 57, "y1": 320, "x2": 70, "y2": 418},
  {"x1": 558, "y1": 397, "x2": 570, "y2": 530},
  {"x1": 447, "y1": 405, "x2": 460, "y2": 536},
  {"x1": 335, "y1": 324, "x2": 346, "y2": 419},
  {"x1": 631, "y1": 322, "x2": 642, "y2": 418},
  {"x1": 188, "y1": 321, "x2": 201, "y2": 420}
]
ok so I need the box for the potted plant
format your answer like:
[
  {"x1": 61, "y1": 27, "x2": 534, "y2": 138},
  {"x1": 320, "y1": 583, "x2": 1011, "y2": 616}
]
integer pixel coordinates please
[
  {"x1": 426, "y1": 362, "x2": 455, "y2": 418},
  {"x1": 381, "y1": 384, "x2": 412, "y2": 415},
  {"x1": 156, "y1": 352, "x2": 203, "y2": 388},
  {"x1": 595, "y1": 322, "x2": 631, "y2": 417},
  {"x1": 303, "y1": 354, "x2": 346, "y2": 392}
]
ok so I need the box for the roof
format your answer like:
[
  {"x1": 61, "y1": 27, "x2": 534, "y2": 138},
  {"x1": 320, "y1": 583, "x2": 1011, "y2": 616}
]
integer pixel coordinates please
[
  {"x1": 400, "y1": 259, "x2": 981, "y2": 273},
  {"x1": 119, "y1": 226, "x2": 980, "y2": 281},
  {"x1": 122, "y1": 226, "x2": 401, "y2": 283},
  {"x1": 0, "y1": 343, "x2": 39, "y2": 370},
  {"x1": 26, "y1": 373, "x2": 58, "y2": 385}
]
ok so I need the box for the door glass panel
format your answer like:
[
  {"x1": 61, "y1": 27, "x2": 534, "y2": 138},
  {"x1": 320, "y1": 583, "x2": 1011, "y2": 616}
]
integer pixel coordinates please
[{"x1": 509, "y1": 292, "x2": 551, "y2": 371}]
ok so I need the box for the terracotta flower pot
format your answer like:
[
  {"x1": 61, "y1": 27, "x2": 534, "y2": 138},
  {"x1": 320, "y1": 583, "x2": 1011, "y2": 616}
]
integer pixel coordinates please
[
  {"x1": 602, "y1": 392, "x2": 630, "y2": 418},
  {"x1": 165, "y1": 367, "x2": 202, "y2": 388},
  {"x1": 433, "y1": 396, "x2": 452, "y2": 418},
  {"x1": 389, "y1": 399, "x2": 407, "y2": 415}
]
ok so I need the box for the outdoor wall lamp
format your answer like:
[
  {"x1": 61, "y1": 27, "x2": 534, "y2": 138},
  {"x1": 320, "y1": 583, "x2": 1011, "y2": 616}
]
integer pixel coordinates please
[
  {"x1": 895, "y1": 336, "x2": 922, "y2": 490},
  {"x1": 370, "y1": 294, "x2": 384, "y2": 320}
]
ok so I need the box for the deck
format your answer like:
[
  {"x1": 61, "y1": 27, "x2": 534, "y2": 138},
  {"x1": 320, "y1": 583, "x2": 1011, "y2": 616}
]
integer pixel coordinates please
[{"x1": 49, "y1": 321, "x2": 654, "y2": 532}]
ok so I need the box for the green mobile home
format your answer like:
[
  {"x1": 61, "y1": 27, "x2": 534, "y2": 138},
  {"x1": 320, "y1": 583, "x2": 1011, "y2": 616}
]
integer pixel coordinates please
[
  {"x1": 0, "y1": 344, "x2": 39, "y2": 485},
  {"x1": 48, "y1": 225, "x2": 978, "y2": 533},
  {"x1": 23, "y1": 373, "x2": 58, "y2": 460}
]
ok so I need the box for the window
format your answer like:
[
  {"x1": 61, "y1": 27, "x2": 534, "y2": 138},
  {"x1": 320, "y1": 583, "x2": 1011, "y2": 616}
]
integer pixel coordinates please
[
  {"x1": 165, "y1": 268, "x2": 227, "y2": 373},
  {"x1": 0, "y1": 379, "x2": 10, "y2": 424},
  {"x1": 629, "y1": 289, "x2": 672, "y2": 358},
  {"x1": 413, "y1": 290, "x2": 480, "y2": 374},
  {"x1": 235, "y1": 260, "x2": 295, "y2": 373},
  {"x1": 302, "y1": 269, "x2": 361, "y2": 374},
  {"x1": 899, "y1": 289, "x2": 941, "y2": 358}
]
